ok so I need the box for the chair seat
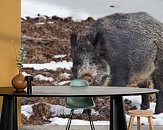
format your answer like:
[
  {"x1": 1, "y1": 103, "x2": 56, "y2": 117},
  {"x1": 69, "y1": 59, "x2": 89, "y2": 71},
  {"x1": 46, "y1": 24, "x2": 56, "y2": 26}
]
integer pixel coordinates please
[
  {"x1": 66, "y1": 97, "x2": 95, "y2": 109},
  {"x1": 128, "y1": 110, "x2": 153, "y2": 117}
]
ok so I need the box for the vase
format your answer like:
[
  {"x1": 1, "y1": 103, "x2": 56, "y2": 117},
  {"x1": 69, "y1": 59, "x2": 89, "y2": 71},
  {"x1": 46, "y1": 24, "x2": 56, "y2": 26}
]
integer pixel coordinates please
[{"x1": 12, "y1": 69, "x2": 27, "y2": 91}]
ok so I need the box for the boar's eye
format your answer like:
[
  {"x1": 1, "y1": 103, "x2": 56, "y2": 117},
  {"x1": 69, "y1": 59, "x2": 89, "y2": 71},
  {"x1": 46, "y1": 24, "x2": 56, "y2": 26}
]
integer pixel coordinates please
[
  {"x1": 89, "y1": 58, "x2": 96, "y2": 64},
  {"x1": 90, "y1": 61, "x2": 95, "y2": 65},
  {"x1": 76, "y1": 60, "x2": 82, "y2": 67}
]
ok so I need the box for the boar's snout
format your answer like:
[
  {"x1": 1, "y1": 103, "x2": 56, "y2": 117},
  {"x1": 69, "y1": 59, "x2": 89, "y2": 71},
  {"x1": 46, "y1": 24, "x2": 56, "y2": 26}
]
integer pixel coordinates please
[{"x1": 81, "y1": 74, "x2": 94, "y2": 85}]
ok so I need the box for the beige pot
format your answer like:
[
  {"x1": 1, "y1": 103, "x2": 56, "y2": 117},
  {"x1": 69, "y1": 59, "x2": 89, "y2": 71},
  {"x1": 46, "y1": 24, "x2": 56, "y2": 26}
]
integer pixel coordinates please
[{"x1": 12, "y1": 70, "x2": 27, "y2": 91}]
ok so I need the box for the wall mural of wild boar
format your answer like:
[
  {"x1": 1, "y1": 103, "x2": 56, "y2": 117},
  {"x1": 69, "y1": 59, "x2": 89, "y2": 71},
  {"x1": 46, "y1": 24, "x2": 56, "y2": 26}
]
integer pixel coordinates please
[{"x1": 70, "y1": 12, "x2": 163, "y2": 114}]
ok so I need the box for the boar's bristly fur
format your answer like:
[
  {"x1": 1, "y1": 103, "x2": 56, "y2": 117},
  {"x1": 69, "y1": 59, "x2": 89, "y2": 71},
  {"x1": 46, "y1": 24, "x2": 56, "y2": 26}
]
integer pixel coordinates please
[{"x1": 70, "y1": 12, "x2": 163, "y2": 113}]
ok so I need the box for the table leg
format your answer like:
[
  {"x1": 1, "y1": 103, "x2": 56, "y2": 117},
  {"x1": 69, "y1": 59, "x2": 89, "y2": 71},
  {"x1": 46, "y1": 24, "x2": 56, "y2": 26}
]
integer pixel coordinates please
[
  {"x1": 0, "y1": 96, "x2": 18, "y2": 130},
  {"x1": 110, "y1": 96, "x2": 127, "y2": 130}
]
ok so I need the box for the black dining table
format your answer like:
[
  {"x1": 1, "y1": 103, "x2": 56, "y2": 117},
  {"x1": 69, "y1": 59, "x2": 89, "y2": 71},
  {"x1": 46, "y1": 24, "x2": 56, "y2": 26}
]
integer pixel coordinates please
[{"x1": 0, "y1": 86, "x2": 158, "y2": 130}]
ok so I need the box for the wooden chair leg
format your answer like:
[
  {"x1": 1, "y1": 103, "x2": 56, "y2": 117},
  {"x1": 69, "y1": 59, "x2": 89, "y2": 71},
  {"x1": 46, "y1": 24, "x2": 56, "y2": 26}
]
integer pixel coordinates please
[
  {"x1": 148, "y1": 117, "x2": 154, "y2": 130},
  {"x1": 137, "y1": 117, "x2": 140, "y2": 130},
  {"x1": 128, "y1": 116, "x2": 135, "y2": 130}
]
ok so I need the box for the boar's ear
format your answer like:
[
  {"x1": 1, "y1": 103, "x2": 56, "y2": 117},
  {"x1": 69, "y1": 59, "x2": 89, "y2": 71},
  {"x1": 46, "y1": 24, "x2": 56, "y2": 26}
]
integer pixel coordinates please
[
  {"x1": 94, "y1": 31, "x2": 103, "y2": 46},
  {"x1": 87, "y1": 31, "x2": 103, "y2": 47},
  {"x1": 70, "y1": 32, "x2": 78, "y2": 48}
]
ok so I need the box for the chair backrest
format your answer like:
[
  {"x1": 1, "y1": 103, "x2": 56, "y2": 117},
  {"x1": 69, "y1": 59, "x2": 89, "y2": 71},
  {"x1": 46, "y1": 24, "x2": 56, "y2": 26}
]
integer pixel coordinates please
[{"x1": 70, "y1": 79, "x2": 89, "y2": 87}]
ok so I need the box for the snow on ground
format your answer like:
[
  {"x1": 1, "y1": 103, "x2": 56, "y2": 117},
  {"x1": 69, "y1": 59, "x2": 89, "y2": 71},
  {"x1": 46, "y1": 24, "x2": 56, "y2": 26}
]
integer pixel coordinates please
[
  {"x1": 35, "y1": 74, "x2": 54, "y2": 82},
  {"x1": 22, "y1": 71, "x2": 31, "y2": 77},
  {"x1": 23, "y1": 71, "x2": 55, "y2": 82},
  {"x1": 50, "y1": 105, "x2": 96, "y2": 116},
  {"x1": 53, "y1": 54, "x2": 66, "y2": 59},
  {"x1": 21, "y1": 105, "x2": 33, "y2": 119},
  {"x1": 53, "y1": 80, "x2": 70, "y2": 86},
  {"x1": 22, "y1": 0, "x2": 163, "y2": 22},
  {"x1": 123, "y1": 95, "x2": 142, "y2": 109},
  {"x1": 23, "y1": 61, "x2": 72, "y2": 71},
  {"x1": 21, "y1": 94, "x2": 163, "y2": 125},
  {"x1": 22, "y1": 101, "x2": 163, "y2": 126}
]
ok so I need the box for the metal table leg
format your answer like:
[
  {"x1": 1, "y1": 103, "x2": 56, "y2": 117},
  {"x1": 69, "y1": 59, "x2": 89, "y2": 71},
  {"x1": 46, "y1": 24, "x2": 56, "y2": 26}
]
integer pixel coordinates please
[
  {"x1": 110, "y1": 96, "x2": 127, "y2": 130},
  {"x1": 0, "y1": 96, "x2": 18, "y2": 130}
]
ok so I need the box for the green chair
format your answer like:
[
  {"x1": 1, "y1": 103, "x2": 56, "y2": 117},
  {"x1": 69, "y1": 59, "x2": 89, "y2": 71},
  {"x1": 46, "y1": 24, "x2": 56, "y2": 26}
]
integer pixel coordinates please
[{"x1": 65, "y1": 79, "x2": 96, "y2": 130}]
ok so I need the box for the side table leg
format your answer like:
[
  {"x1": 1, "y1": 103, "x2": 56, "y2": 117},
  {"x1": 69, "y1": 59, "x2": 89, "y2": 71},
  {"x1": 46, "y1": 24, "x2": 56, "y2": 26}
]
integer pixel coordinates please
[
  {"x1": 110, "y1": 96, "x2": 127, "y2": 130},
  {"x1": 0, "y1": 96, "x2": 18, "y2": 130}
]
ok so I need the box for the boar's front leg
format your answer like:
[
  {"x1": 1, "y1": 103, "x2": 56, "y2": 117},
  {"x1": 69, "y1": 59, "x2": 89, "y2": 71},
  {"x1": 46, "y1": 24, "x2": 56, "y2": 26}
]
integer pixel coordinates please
[{"x1": 137, "y1": 80, "x2": 150, "y2": 110}]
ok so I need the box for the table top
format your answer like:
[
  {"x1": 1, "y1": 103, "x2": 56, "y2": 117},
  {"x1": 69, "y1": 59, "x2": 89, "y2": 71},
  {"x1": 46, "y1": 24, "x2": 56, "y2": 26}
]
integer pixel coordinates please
[{"x1": 0, "y1": 86, "x2": 158, "y2": 97}]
